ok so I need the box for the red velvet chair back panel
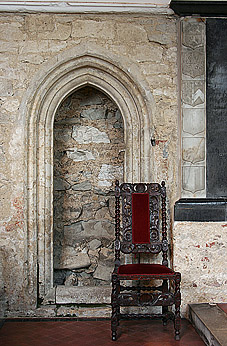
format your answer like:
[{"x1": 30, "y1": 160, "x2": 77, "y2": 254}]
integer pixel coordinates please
[{"x1": 132, "y1": 193, "x2": 150, "y2": 244}]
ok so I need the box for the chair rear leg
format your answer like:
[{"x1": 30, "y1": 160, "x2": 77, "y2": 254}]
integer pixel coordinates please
[
  {"x1": 162, "y1": 306, "x2": 168, "y2": 325},
  {"x1": 174, "y1": 273, "x2": 181, "y2": 340},
  {"x1": 111, "y1": 274, "x2": 120, "y2": 341}
]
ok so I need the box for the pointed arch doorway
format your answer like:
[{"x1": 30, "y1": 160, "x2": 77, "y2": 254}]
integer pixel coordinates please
[{"x1": 23, "y1": 46, "x2": 154, "y2": 307}]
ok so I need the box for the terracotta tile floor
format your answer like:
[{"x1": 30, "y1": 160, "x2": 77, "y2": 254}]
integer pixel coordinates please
[{"x1": 0, "y1": 319, "x2": 205, "y2": 346}]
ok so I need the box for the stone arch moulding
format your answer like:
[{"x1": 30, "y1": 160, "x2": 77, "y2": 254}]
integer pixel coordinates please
[{"x1": 22, "y1": 45, "x2": 155, "y2": 305}]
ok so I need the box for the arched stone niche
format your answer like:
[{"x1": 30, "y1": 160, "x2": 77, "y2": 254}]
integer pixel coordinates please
[{"x1": 22, "y1": 45, "x2": 155, "y2": 305}]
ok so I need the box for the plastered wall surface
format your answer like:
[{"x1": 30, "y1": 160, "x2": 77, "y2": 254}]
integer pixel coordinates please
[
  {"x1": 0, "y1": 12, "x2": 225, "y2": 319},
  {"x1": 173, "y1": 222, "x2": 227, "y2": 316}
]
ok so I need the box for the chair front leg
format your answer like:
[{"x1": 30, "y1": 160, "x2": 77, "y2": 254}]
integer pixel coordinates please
[
  {"x1": 162, "y1": 279, "x2": 168, "y2": 325},
  {"x1": 174, "y1": 273, "x2": 181, "y2": 341},
  {"x1": 111, "y1": 273, "x2": 120, "y2": 341}
]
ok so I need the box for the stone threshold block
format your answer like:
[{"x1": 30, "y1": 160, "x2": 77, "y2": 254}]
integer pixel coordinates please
[
  {"x1": 189, "y1": 303, "x2": 227, "y2": 346},
  {"x1": 56, "y1": 286, "x2": 111, "y2": 305}
]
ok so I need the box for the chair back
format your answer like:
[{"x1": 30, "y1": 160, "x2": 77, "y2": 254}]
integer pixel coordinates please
[{"x1": 114, "y1": 181, "x2": 168, "y2": 267}]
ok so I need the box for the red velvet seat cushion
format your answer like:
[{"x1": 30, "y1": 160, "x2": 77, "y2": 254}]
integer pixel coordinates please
[{"x1": 117, "y1": 264, "x2": 175, "y2": 276}]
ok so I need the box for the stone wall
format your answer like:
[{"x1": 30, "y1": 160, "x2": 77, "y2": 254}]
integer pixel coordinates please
[
  {"x1": 0, "y1": 10, "x2": 226, "y2": 320},
  {"x1": 53, "y1": 86, "x2": 124, "y2": 287},
  {"x1": 0, "y1": 11, "x2": 204, "y2": 319}
]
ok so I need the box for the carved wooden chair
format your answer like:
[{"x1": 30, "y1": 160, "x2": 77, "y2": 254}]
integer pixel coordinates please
[{"x1": 111, "y1": 181, "x2": 181, "y2": 341}]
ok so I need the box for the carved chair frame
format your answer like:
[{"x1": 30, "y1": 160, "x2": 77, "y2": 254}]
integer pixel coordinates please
[{"x1": 111, "y1": 181, "x2": 181, "y2": 341}]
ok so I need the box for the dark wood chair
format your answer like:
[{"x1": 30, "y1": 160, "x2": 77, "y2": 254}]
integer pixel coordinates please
[{"x1": 111, "y1": 180, "x2": 181, "y2": 341}]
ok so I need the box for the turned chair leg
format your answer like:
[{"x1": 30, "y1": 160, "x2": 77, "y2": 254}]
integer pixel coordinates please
[
  {"x1": 174, "y1": 273, "x2": 181, "y2": 340},
  {"x1": 162, "y1": 279, "x2": 168, "y2": 326},
  {"x1": 162, "y1": 306, "x2": 168, "y2": 326},
  {"x1": 111, "y1": 274, "x2": 120, "y2": 341}
]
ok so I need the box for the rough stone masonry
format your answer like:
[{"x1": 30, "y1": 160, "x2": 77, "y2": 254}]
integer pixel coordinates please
[{"x1": 53, "y1": 87, "x2": 124, "y2": 287}]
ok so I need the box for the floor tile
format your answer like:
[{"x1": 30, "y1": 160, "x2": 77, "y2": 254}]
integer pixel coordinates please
[{"x1": 0, "y1": 319, "x2": 205, "y2": 346}]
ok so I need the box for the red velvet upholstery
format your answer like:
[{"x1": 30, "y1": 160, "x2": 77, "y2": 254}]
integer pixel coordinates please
[
  {"x1": 117, "y1": 263, "x2": 175, "y2": 276},
  {"x1": 132, "y1": 193, "x2": 150, "y2": 244}
]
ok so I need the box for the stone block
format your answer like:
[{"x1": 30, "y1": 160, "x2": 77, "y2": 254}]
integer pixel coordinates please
[
  {"x1": 39, "y1": 24, "x2": 71, "y2": 40},
  {"x1": 56, "y1": 305, "x2": 111, "y2": 318},
  {"x1": 63, "y1": 222, "x2": 83, "y2": 246},
  {"x1": 0, "y1": 23, "x2": 26, "y2": 41},
  {"x1": 95, "y1": 206, "x2": 110, "y2": 219},
  {"x1": 72, "y1": 125, "x2": 110, "y2": 144},
  {"x1": 156, "y1": 20, "x2": 176, "y2": 34},
  {"x1": 182, "y1": 20, "x2": 205, "y2": 49},
  {"x1": 56, "y1": 305, "x2": 78, "y2": 317},
  {"x1": 54, "y1": 128, "x2": 72, "y2": 142},
  {"x1": 54, "y1": 177, "x2": 71, "y2": 191},
  {"x1": 81, "y1": 202, "x2": 101, "y2": 219},
  {"x1": 76, "y1": 306, "x2": 111, "y2": 318},
  {"x1": 147, "y1": 32, "x2": 174, "y2": 45},
  {"x1": 0, "y1": 42, "x2": 18, "y2": 53},
  {"x1": 182, "y1": 165, "x2": 205, "y2": 194},
  {"x1": 19, "y1": 40, "x2": 49, "y2": 54},
  {"x1": 56, "y1": 285, "x2": 111, "y2": 304},
  {"x1": 115, "y1": 23, "x2": 147, "y2": 43},
  {"x1": 92, "y1": 221, "x2": 114, "y2": 240},
  {"x1": 66, "y1": 148, "x2": 96, "y2": 162},
  {"x1": 25, "y1": 15, "x2": 55, "y2": 32},
  {"x1": 182, "y1": 137, "x2": 205, "y2": 163},
  {"x1": 132, "y1": 44, "x2": 163, "y2": 63},
  {"x1": 55, "y1": 247, "x2": 91, "y2": 270},
  {"x1": 34, "y1": 306, "x2": 57, "y2": 318},
  {"x1": 80, "y1": 94, "x2": 102, "y2": 106},
  {"x1": 88, "y1": 239, "x2": 102, "y2": 250},
  {"x1": 81, "y1": 108, "x2": 106, "y2": 120},
  {"x1": 47, "y1": 41, "x2": 68, "y2": 52},
  {"x1": 71, "y1": 20, "x2": 115, "y2": 40},
  {"x1": 1, "y1": 98, "x2": 20, "y2": 113},
  {"x1": 182, "y1": 80, "x2": 205, "y2": 107},
  {"x1": 72, "y1": 181, "x2": 92, "y2": 191},
  {"x1": 164, "y1": 47, "x2": 177, "y2": 63},
  {"x1": 0, "y1": 78, "x2": 13, "y2": 96},
  {"x1": 20, "y1": 54, "x2": 45, "y2": 65},
  {"x1": 93, "y1": 263, "x2": 113, "y2": 282},
  {"x1": 182, "y1": 47, "x2": 205, "y2": 78},
  {"x1": 142, "y1": 62, "x2": 170, "y2": 75},
  {"x1": 63, "y1": 220, "x2": 114, "y2": 243},
  {"x1": 98, "y1": 164, "x2": 123, "y2": 187},
  {"x1": 182, "y1": 108, "x2": 205, "y2": 136}
]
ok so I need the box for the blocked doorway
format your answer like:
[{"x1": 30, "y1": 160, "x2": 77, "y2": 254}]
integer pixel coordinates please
[{"x1": 53, "y1": 86, "x2": 125, "y2": 288}]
